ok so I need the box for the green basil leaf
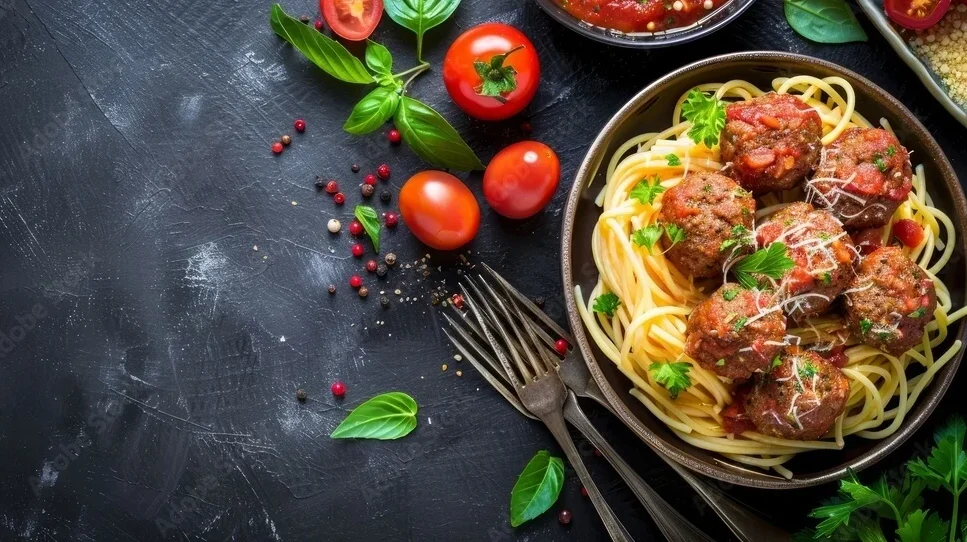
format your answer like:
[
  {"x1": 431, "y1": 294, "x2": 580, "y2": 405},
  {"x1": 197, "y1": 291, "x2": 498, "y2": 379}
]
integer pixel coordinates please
[
  {"x1": 394, "y1": 96, "x2": 484, "y2": 171},
  {"x1": 344, "y1": 87, "x2": 401, "y2": 136},
  {"x1": 353, "y1": 205, "x2": 382, "y2": 252},
  {"x1": 509, "y1": 450, "x2": 564, "y2": 527},
  {"x1": 270, "y1": 4, "x2": 374, "y2": 84},
  {"x1": 365, "y1": 39, "x2": 393, "y2": 75},
  {"x1": 783, "y1": 0, "x2": 868, "y2": 44},
  {"x1": 384, "y1": 0, "x2": 461, "y2": 60},
  {"x1": 330, "y1": 392, "x2": 417, "y2": 440}
]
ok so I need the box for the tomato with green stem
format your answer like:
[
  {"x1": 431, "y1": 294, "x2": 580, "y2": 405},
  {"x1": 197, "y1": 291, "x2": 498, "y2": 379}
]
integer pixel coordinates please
[
  {"x1": 321, "y1": 0, "x2": 384, "y2": 41},
  {"x1": 399, "y1": 170, "x2": 480, "y2": 250},
  {"x1": 483, "y1": 141, "x2": 560, "y2": 219},
  {"x1": 442, "y1": 23, "x2": 540, "y2": 121}
]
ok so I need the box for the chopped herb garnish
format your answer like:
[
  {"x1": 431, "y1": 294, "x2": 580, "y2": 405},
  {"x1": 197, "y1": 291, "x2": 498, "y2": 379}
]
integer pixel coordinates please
[
  {"x1": 593, "y1": 293, "x2": 621, "y2": 317},
  {"x1": 649, "y1": 361, "x2": 692, "y2": 400},
  {"x1": 632, "y1": 225, "x2": 664, "y2": 253},
  {"x1": 799, "y1": 362, "x2": 818, "y2": 379},
  {"x1": 722, "y1": 288, "x2": 739, "y2": 301},
  {"x1": 908, "y1": 307, "x2": 927, "y2": 319},
  {"x1": 665, "y1": 153, "x2": 681, "y2": 166},
  {"x1": 681, "y1": 89, "x2": 726, "y2": 148},
  {"x1": 887, "y1": 145, "x2": 897, "y2": 157},
  {"x1": 873, "y1": 154, "x2": 888, "y2": 172},
  {"x1": 720, "y1": 224, "x2": 752, "y2": 252},
  {"x1": 664, "y1": 224, "x2": 687, "y2": 247},
  {"x1": 821, "y1": 272, "x2": 832, "y2": 286},
  {"x1": 771, "y1": 356, "x2": 783, "y2": 370},
  {"x1": 630, "y1": 176, "x2": 666, "y2": 205},
  {"x1": 731, "y1": 243, "x2": 796, "y2": 289},
  {"x1": 716, "y1": 359, "x2": 726, "y2": 366},
  {"x1": 859, "y1": 318, "x2": 873, "y2": 335},
  {"x1": 733, "y1": 316, "x2": 749, "y2": 332}
]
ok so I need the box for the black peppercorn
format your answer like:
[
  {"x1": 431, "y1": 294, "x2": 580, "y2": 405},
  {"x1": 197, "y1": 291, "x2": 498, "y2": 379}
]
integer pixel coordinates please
[
  {"x1": 376, "y1": 263, "x2": 388, "y2": 277},
  {"x1": 328, "y1": 284, "x2": 336, "y2": 294},
  {"x1": 358, "y1": 286, "x2": 369, "y2": 298},
  {"x1": 351, "y1": 164, "x2": 360, "y2": 173},
  {"x1": 315, "y1": 177, "x2": 326, "y2": 189},
  {"x1": 296, "y1": 389, "x2": 307, "y2": 401},
  {"x1": 361, "y1": 184, "x2": 375, "y2": 197},
  {"x1": 299, "y1": 14, "x2": 309, "y2": 23},
  {"x1": 380, "y1": 190, "x2": 391, "y2": 202},
  {"x1": 384, "y1": 253, "x2": 397, "y2": 266},
  {"x1": 380, "y1": 295, "x2": 390, "y2": 308}
]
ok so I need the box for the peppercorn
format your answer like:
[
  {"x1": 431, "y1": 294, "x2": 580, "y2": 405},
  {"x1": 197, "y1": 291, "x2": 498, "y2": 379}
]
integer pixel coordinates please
[
  {"x1": 451, "y1": 293, "x2": 465, "y2": 310},
  {"x1": 558, "y1": 509, "x2": 572, "y2": 525},
  {"x1": 325, "y1": 180, "x2": 339, "y2": 194},
  {"x1": 358, "y1": 286, "x2": 369, "y2": 298},
  {"x1": 554, "y1": 338, "x2": 569, "y2": 355},
  {"x1": 314, "y1": 19, "x2": 323, "y2": 31},
  {"x1": 366, "y1": 260, "x2": 377, "y2": 273},
  {"x1": 296, "y1": 388, "x2": 307, "y2": 401},
  {"x1": 333, "y1": 192, "x2": 345, "y2": 204},
  {"x1": 385, "y1": 212, "x2": 399, "y2": 228},
  {"x1": 328, "y1": 284, "x2": 336, "y2": 294},
  {"x1": 281, "y1": 134, "x2": 292, "y2": 146},
  {"x1": 388, "y1": 129, "x2": 401, "y2": 145},
  {"x1": 363, "y1": 174, "x2": 377, "y2": 186},
  {"x1": 331, "y1": 381, "x2": 346, "y2": 397},
  {"x1": 380, "y1": 190, "x2": 391, "y2": 203},
  {"x1": 349, "y1": 275, "x2": 362, "y2": 289},
  {"x1": 351, "y1": 164, "x2": 360, "y2": 173},
  {"x1": 294, "y1": 119, "x2": 306, "y2": 133},
  {"x1": 299, "y1": 14, "x2": 309, "y2": 23},
  {"x1": 315, "y1": 177, "x2": 327, "y2": 189},
  {"x1": 349, "y1": 220, "x2": 363, "y2": 236},
  {"x1": 327, "y1": 219, "x2": 341, "y2": 233},
  {"x1": 380, "y1": 295, "x2": 390, "y2": 308},
  {"x1": 384, "y1": 253, "x2": 397, "y2": 266},
  {"x1": 361, "y1": 184, "x2": 375, "y2": 197},
  {"x1": 271, "y1": 142, "x2": 284, "y2": 154},
  {"x1": 376, "y1": 263, "x2": 388, "y2": 277},
  {"x1": 351, "y1": 243, "x2": 364, "y2": 258},
  {"x1": 376, "y1": 164, "x2": 391, "y2": 180}
]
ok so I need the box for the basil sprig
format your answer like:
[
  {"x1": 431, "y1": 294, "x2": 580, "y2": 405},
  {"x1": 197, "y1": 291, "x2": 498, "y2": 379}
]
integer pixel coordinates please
[
  {"x1": 783, "y1": 0, "x2": 868, "y2": 44},
  {"x1": 509, "y1": 450, "x2": 565, "y2": 527},
  {"x1": 353, "y1": 205, "x2": 382, "y2": 253},
  {"x1": 271, "y1": 3, "x2": 484, "y2": 171},
  {"x1": 384, "y1": 0, "x2": 462, "y2": 61},
  {"x1": 330, "y1": 392, "x2": 418, "y2": 440}
]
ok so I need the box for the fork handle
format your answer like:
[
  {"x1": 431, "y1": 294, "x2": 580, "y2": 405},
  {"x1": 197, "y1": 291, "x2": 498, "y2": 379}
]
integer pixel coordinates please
[
  {"x1": 541, "y1": 409, "x2": 633, "y2": 542},
  {"x1": 562, "y1": 393, "x2": 716, "y2": 542}
]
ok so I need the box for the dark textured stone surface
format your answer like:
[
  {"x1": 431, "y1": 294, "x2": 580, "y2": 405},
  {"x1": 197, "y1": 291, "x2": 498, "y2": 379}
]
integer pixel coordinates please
[{"x1": 0, "y1": 0, "x2": 964, "y2": 540}]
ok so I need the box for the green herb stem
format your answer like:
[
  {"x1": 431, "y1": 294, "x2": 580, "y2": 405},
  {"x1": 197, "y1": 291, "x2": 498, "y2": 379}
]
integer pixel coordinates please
[
  {"x1": 399, "y1": 63, "x2": 431, "y2": 92},
  {"x1": 393, "y1": 61, "x2": 431, "y2": 81},
  {"x1": 951, "y1": 495, "x2": 959, "y2": 542}
]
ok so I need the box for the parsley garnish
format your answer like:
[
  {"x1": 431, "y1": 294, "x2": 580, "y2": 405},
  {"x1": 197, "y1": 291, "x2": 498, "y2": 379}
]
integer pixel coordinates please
[
  {"x1": 722, "y1": 288, "x2": 739, "y2": 301},
  {"x1": 632, "y1": 225, "x2": 664, "y2": 253},
  {"x1": 630, "y1": 176, "x2": 666, "y2": 205},
  {"x1": 720, "y1": 224, "x2": 752, "y2": 252},
  {"x1": 731, "y1": 243, "x2": 796, "y2": 289},
  {"x1": 681, "y1": 89, "x2": 726, "y2": 148},
  {"x1": 664, "y1": 224, "x2": 687, "y2": 247},
  {"x1": 859, "y1": 318, "x2": 873, "y2": 335},
  {"x1": 732, "y1": 316, "x2": 748, "y2": 332},
  {"x1": 770, "y1": 356, "x2": 783, "y2": 370},
  {"x1": 820, "y1": 272, "x2": 832, "y2": 286},
  {"x1": 716, "y1": 359, "x2": 726, "y2": 366},
  {"x1": 799, "y1": 362, "x2": 818, "y2": 379},
  {"x1": 887, "y1": 145, "x2": 897, "y2": 157},
  {"x1": 665, "y1": 153, "x2": 681, "y2": 166},
  {"x1": 649, "y1": 361, "x2": 692, "y2": 400},
  {"x1": 909, "y1": 307, "x2": 927, "y2": 319},
  {"x1": 873, "y1": 154, "x2": 888, "y2": 172},
  {"x1": 592, "y1": 293, "x2": 621, "y2": 317}
]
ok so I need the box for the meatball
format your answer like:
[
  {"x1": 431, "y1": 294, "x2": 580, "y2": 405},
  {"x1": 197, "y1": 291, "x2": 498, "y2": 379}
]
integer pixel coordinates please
[
  {"x1": 720, "y1": 93, "x2": 823, "y2": 195},
  {"x1": 657, "y1": 172, "x2": 755, "y2": 278},
  {"x1": 745, "y1": 351, "x2": 849, "y2": 440},
  {"x1": 685, "y1": 284, "x2": 786, "y2": 380},
  {"x1": 756, "y1": 202, "x2": 858, "y2": 321},
  {"x1": 843, "y1": 246, "x2": 936, "y2": 355},
  {"x1": 808, "y1": 128, "x2": 913, "y2": 229}
]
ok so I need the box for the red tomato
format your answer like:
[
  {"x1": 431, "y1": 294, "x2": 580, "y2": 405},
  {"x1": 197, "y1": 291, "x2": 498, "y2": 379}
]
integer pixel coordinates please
[
  {"x1": 851, "y1": 227, "x2": 884, "y2": 255},
  {"x1": 885, "y1": 0, "x2": 950, "y2": 29},
  {"x1": 721, "y1": 384, "x2": 756, "y2": 435},
  {"x1": 442, "y1": 23, "x2": 540, "y2": 121},
  {"x1": 892, "y1": 218, "x2": 925, "y2": 247},
  {"x1": 483, "y1": 141, "x2": 560, "y2": 219},
  {"x1": 820, "y1": 345, "x2": 849, "y2": 368},
  {"x1": 399, "y1": 171, "x2": 480, "y2": 250},
  {"x1": 320, "y1": 0, "x2": 383, "y2": 41}
]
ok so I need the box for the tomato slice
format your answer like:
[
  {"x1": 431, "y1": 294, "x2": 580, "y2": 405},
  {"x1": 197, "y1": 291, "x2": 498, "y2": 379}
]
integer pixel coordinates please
[
  {"x1": 885, "y1": 0, "x2": 951, "y2": 30},
  {"x1": 321, "y1": 0, "x2": 383, "y2": 41}
]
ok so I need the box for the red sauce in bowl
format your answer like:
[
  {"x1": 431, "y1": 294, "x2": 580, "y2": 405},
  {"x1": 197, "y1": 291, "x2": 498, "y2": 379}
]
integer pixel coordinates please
[{"x1": 561, "y1": 0, "x2": 731, "y2": 33}]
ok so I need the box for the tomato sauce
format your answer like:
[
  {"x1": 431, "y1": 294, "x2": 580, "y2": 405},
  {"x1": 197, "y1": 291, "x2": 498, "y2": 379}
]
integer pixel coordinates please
[{"x1": 561, "y1": 0, "x2": 732, "y2": 33}]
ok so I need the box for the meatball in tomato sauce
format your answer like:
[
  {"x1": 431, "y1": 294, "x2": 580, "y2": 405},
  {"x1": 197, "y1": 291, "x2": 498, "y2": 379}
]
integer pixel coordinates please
[
  {"x1": 809, "y1": 128, "x2": 913, "y2": 229},
  {"x1": 745, "y1": 351, "x2": 849, "y2": 440},
  {"x1": 720, "y1": 93, "x2": 823, "y2": 195},
  {"x1": 844, "y1": 246, "x2": 936, "y2": 355},
  {"x1": 756, "y1": 202, "x2": 858, "y2": 321},
  {"x1": 657, "y1": 172, "x2": 755, "y2": 278},
  {"x1": 685, "y1": 284, "x2": 786, "y2": 380}
]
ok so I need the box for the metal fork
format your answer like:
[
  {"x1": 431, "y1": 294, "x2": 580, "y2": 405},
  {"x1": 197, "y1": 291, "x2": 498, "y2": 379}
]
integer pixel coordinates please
[
  {"x1": 447, "y1": 265, "x2": 791, "y2": 542},
  {"x1": 454, "y1": 276, "x2": 633, "y2": 542}
]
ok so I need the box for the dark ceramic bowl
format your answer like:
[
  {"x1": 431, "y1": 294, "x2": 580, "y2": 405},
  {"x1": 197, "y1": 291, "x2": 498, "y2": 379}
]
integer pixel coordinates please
[
  {"x1": 561, "y1": 52, "x2": 967, "y2": 488},
  {"x1": 534, "y1": 0, "x2": 757, "y2": 48}
]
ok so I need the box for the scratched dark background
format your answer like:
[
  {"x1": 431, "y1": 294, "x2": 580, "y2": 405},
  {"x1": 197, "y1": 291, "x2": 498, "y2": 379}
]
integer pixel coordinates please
[{"x1": 1, "y1": 0, "x2": 966, "y2": 540}]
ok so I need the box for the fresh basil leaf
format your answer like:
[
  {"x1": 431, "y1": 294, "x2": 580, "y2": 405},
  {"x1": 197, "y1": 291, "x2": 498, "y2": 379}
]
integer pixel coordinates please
[
  {"x1": 354, "y1": 205, "x2": 382, "y2": 252},
  {"x1": 394, "y1": 96, "x2": 484, "y2": 171},
  {"x1": 509, "y1": 450, "x2": 564, "y2": 527},
  {"x1": 783, "y1": 0, "x2": 868, "y2": 44},
  {"x1": 330, "y1": 392, "x2": 417, "y2": 440},
  {"x1": 365, "y1": 39, "x2": 393, "y2": 75},
  {"x1": 270, "y1": 4, "x2": 374, "y2": 84},
  {"x1": 344, "y1": 87, "x2": 401, "y2": 136},
  {"x1": 384, "y1": 0, "x2": 461, "y2": 60}
]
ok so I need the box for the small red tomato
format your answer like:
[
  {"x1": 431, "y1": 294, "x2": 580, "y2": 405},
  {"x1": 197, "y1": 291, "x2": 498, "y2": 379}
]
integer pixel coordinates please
[
  {"x1": 893, "y1": 218, "x2": 924, "y2": 248},
  {"x1": 321, "y1": 0, "x2": 383, "y2": 41},
  {"x1": 443, "y1": 23, "x2": 540, "y2": 121},
  {"x1": 483, "y1": 141, "x2": 560, "y2": 219},
  {"x1": 399, "y1": 171, "x2": 480, "y2": 250}
]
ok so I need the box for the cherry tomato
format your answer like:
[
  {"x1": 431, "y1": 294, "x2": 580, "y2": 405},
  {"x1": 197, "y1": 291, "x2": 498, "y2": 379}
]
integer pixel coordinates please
[
  {"x1": 885, "y1": 0, "x2": 950, "y2": 29},
  {"x1": 442, "y1": 23, "x2": 540, "y2": 121},
  {"x1": 483, "y1": 141, "x2": 560, "y2": 219},
  {"x1": 320, "y1": 0, "x2": 383, "y2": 41},
  {"x1": 399, "y1": 171, "x2": 480, "y2": 250},
  {"x1": 892, "y1": 218, "x2": 925, "y2": 247}
]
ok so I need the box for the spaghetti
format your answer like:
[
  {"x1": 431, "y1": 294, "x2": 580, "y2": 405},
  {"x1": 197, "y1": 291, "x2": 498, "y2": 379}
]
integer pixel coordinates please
[{"x1": 576, "y1": 76, "x2": 964, "y2": 478}]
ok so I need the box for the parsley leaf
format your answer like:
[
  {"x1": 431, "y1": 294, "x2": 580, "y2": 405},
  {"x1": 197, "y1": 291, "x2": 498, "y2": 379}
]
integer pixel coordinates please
[
  {"x1": 592, "y1": 292, "x2": 621, "y2": 318},
  {"x1": 887, "y1": 145, "x2": 897, "y2": 157},
  {"x1": 648, "y1": 361, "x2": 692, "y2": 400},
  {"x1": 722, "y1": 288, "x2": 739, "y2": 301},
  {"x1": 731, "y1": 243, "x2": 796, "y2": 289},
  {"x1": 681, "y1": 89, "x2": 726, "y2": 148},
  {"x1": 907, "y1": 417, "x2": 967, "y2": 493},
  {"x1": 770, "y1": 356, "x2": 782, "y2": 370},
  {"x1": 860, "y1": 318, "x2": 873, "y2": 335},
  {"x1": 799, "y1": 361, "x2": 818, "y2": 379},
  {"x1": 873, "y1": 154, "x2": 888, "y2": 172},
  {"x1": 630, "y1": 176, "x2": 665, "y2": 205},
  {"x1": 664, "y1": 224, "x2": 687, "y2": 247},
  {"x1": 896, "y1": 510, "x2": 948, "y2": 542},
  {"x1": 716, "y1": 359, "x2": 726, "y2": 366},
  {"x1": 719, "y1": 224, "x2": 752, "y2": 252},
  {"x1": 908, "y1": 307, "x2": 927, "y2": 319},
  {"x1": 665, "y1": 153, "x2": 681, "y2": 166},
  {"x1": 632, "y1": 225, "x2": 664, "y2": 253},
  {"x1": 732, "y1": 316, "x2": 748, "y2": 333},
  {"x1": 820, "y1": 272, "x2": 832, "y2": 286}
]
